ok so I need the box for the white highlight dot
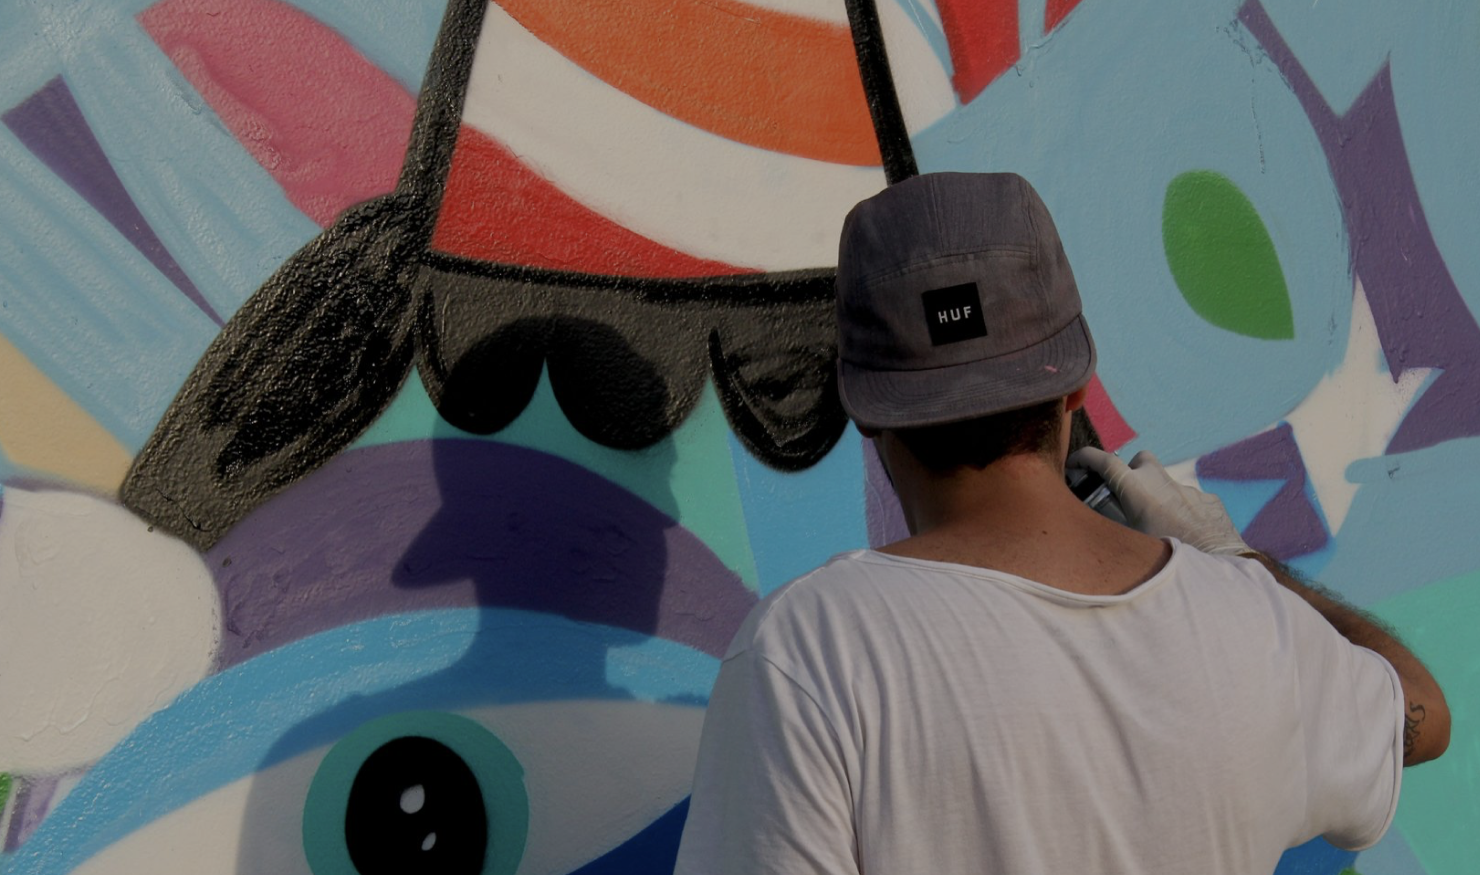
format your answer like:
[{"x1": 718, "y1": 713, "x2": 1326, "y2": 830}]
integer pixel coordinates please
[
  {"x1": 421, "y1": 832, "x2": 437, "y2": 852},
  {"x1": 400, "y1": 784, "x2": 426, "y2": 814}
]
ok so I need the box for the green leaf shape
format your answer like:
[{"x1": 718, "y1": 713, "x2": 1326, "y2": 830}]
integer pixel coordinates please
[{"x1": 1162, "y1": 171, "x2": 1295, "y2": 339}]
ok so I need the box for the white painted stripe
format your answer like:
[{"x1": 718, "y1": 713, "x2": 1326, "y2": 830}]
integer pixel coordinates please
[
  {"x1": 878, "y1": 0, "x2": 957, "y2": 132},
  {"x1": 892, "y1": 0, "x2": 944, "y2": 31},
  {"x1": 460, "y1": 3, "x2": 887, "y2": 270},
  {"x1": 1282, "y1": 276, "x2": 1432, "y2": 535}
]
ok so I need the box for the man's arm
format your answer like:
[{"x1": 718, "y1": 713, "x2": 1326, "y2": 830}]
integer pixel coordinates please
[
  {"x1": 1068, "y1": 446, "x2": 1450, "y2": 766},
  {"x1": 1240, "y1": 551, "x2": 1450, "y2": 766}
]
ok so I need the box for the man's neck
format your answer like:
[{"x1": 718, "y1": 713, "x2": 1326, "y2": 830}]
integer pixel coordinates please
[
  {"x1": 895, "y1": 453, "x2": 1069, "y2": 536},
  {"x1": 877, "y1": 452, "x2": 1170, "y2": 596}
]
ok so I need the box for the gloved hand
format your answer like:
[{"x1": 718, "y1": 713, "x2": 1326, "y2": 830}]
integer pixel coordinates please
[{"x1": 1066, "y1": 447, "x2": 1250, "y2": 556}]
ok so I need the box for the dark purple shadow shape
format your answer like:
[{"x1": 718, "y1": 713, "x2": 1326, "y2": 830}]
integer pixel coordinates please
[
  {"x1": 1240, "y1": 1, "x2": 1480, "y2": 453},
  {"x1": 206, "y1": 439, "x2": 756, "y2": 668},
  {"x1": 1197, "y1": 423, "x2": 1328, "y2": 561},
  {"x1": 2, "y1": 77, "x2": 223, "y2": 326}
]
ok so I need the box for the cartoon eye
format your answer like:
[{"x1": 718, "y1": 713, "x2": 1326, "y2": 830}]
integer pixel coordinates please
[{"x1": 303, "y1": 711, "x2": 528, "y2": 875}]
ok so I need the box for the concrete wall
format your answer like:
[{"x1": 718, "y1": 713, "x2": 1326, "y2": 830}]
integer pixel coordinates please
[{"x1": 0, "y1": 1, "x2": 1473, "y2": 873}]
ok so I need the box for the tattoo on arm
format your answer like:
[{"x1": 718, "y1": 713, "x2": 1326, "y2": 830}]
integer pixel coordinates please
[{"x1": 1404, "y1": 702, "x2": 1426, "y2": 762}]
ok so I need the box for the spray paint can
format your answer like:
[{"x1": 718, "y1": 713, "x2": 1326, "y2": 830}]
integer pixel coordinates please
[{"x1": 1065, "y1": 466, "x2": 1129, "y2": 526}]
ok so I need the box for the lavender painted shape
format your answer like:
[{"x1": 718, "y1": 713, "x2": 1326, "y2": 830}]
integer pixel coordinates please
[
  {"x1": 4, "y1": 775, "x2": 60, "y2": 852},
  {"x1": 1240, "y1": 1, "x2": 1480, "y2": 454},
  {"x1": 2, "y1": 77, "x2": 223, "y2": 326},
  {"x1": 863, "y1": 437, "x2": 908, "y2": 548},
  {"x1": 1197, "y1": 423, "x2": 1328, "y2": 561},
  {"x1": 206, "y1": 439, "x2": 756, "y2": 667}
]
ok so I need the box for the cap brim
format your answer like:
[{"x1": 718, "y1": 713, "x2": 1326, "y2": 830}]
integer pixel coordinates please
[{"x1": 837, "y1": 315, "x2": 1096, "y2": 430}]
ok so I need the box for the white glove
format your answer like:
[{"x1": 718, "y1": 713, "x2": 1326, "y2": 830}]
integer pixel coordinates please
[{"x1": 1067, "y1": 447, "x2": 1250, "y2": 556}]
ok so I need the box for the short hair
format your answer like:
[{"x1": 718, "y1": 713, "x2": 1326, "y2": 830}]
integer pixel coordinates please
[{"x1": 891, "y1": 399, "x2": 1064, "y2": 474}]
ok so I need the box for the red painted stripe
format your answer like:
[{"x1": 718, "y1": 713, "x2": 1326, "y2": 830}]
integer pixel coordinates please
[
  {"x1": 1045, "y1": 0, "x2": 1086, "y2": 33},
  {"x1": 1083, "y1": 374, "x2": 1136, "y2": 452},
  {"x1": 935, "y1": 0, "x2": 1019, "y2": 105},
  {"x1": 430, "y1": 124, "x2": 753, "y2": 277}
]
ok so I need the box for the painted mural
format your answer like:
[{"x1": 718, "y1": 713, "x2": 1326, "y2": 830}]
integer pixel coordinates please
[{"x1": 0, "y1": 0, "x2": 1473, "y2": 873}]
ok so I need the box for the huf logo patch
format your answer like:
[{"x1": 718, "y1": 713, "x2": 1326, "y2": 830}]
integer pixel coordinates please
[{"x1": 922, "y1": 282, "x2": 987, "y2": 346}]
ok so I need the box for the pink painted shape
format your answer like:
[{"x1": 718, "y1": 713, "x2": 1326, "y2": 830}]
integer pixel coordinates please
[
  {"x1": 1083, "y1": 374, "x2": 1135, "y2": 451},
  {"x1": 139, "y1": 0, "x2": 415, "y2": 226}
]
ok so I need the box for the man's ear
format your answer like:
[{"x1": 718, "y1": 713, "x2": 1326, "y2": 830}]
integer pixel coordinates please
[{"x1": 1065, "y1": 386, "x2": 1089, "y2": 413}]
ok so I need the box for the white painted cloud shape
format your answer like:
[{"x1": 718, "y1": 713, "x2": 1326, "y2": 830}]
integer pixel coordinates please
[{"x1": 0, "y1": 487, "x2": 220, "y2": 773}]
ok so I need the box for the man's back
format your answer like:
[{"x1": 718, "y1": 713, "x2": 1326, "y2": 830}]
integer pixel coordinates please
[
  {"x1": 677, "y1": 543, "x2": 1402, "y2": 875},
  {"x1": 675, "y1": 173, "x2": 1436, "y2": 874}
]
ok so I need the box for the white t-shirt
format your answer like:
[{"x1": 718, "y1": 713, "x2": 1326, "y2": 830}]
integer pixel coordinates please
[{"x1": 675, "y1": 540, "x2": 1404, "y2": 875}]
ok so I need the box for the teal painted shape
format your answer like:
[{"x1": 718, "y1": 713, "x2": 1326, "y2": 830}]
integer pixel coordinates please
[
  {"x1": 605, "y1": 637, "x2": 729, "y2": 701},
  {"x1": 1322, "y1": 437, "x2": 1480, "y2": 607},
  {"x1": 1351, "y1": 828, "x2": 1430, "y2": 875},
  {"x1": 1198, "y1": 476, "x2": 1283, "y2": 533},
  {"x1": 1284, "y1": 536, "x2": 1335, "y2": 582},
  {"x1": 355, "y1": 369, "x2": 760, "y2": 588},
  {"x1": 290, "y1": 0, "x2": 446, "y2": 94},
  {"x1": 1372, "y1": 571, "x2": 1480, "y2": 875},
  {"x1": 303, "y1": 711, "x2": 528, "y2": 875},
  {"x1": 727, "y1": 427, "x2": 869, "y2": 596}
]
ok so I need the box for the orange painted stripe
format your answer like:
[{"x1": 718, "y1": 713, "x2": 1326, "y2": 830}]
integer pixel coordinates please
[
  {"x1": 493, "y1": 0, "x2": 881, "y2": 167},
  {"x1": 0, "y1": 335, "x2": 132, "y2": 493}
]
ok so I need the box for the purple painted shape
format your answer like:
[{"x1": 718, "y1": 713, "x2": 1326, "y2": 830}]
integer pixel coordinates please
[
  {"x1": 2, "y1": 77, "x2": 223, "y2": 326},
  {"x1": 206, "y1": 439, "x2": 756, "y2": 666},
  {"x1": 4, "y1": 775, "x2": 60, "y2": 852},
  {"x1": 1240, "y1": 2, "x2": 1480, "y2": 454},
  {"x1": 1197, "y1": 423, "x2": 1328, "y2": 561},
  {"x1": 863, "y1": 437, "x2": 909, "y2": 548}
]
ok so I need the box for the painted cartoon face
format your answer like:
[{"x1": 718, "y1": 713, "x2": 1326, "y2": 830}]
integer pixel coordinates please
[{"x1": 5, "y1": 3, "x2": 1476, "y2": 875}]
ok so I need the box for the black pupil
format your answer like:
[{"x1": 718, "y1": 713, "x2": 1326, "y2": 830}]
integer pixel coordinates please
[{"x1": 345, "y1": 736, "x2": 488, "y2": 874}]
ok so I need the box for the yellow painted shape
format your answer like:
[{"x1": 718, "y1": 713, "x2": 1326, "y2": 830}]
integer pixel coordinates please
[{"x1": 0, "y1": 335, "x2": 131, "y2": 493}]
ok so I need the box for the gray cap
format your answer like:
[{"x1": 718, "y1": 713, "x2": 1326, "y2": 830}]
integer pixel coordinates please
[{"x1": 835, "y1": 172, "x2": 1095, "y2": 430}]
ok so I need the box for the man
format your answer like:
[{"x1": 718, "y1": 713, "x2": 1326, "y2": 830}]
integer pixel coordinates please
[{"x1": 674, "y1": 172, "x2": 1448, "y2": 874}]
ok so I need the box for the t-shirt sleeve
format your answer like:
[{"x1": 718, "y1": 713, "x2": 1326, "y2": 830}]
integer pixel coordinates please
[
  {"x1": 1292, "y1": 601, "x2": 1406, "y2": 851},
  {"x1": 674, "y1": 647, "x2": 859, "y2": 875}
]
